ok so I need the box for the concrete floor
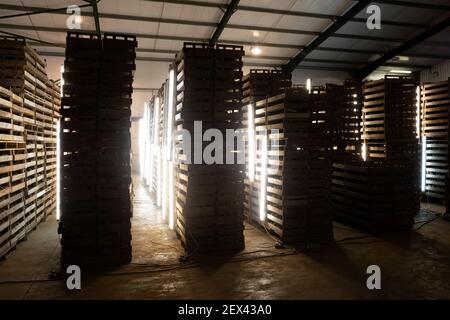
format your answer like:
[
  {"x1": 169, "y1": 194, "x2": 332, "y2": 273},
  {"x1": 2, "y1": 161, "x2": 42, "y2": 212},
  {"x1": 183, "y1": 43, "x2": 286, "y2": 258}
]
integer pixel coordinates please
[{"x1": 0, "y1": 177, "x2": 450, "y2": 299}]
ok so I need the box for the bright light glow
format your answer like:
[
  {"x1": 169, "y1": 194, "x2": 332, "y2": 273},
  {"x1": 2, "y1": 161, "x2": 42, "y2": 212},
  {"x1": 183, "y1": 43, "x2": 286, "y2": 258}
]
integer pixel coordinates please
[
  {"x1": 306, "y1": 78, "x2": 312, "y2": 94},
  {"x1": 253, "y1": 31, "x2": 260, "y2": 37},
  {"x1": 166, "y1": 69, "x2": 175, "y2": 160},
  {"x1": 150, "y1": 97, "x2": 160, "y2": 194},
  {"x1": 57, "y1": 65, "x2": 64, "y2": 221},
  {"x1": 247, "y1": 104, "x2": 255, "y2": 182},
  {"x1": 139, "y1": 106, "x2": 148, "y2": 179},
  {"x1": 390, "y1": 69, "x2": 412, "y2": 74},
  {"x1": 145, "y1": 103, "x2": 152, "y2": 187},
  {"x1": 422, "y1": 136, "x2": 426, "y2": 192},
  {"x1": 56, "y1": 119, "x2": 61, "y2": 221},
  {"x1": 157, "y1": 149, "x2": 162, "y2": 207},
  {"x1": 251, "y1": 46, "x2": 262, "y2": 56},
  {"x1": 396, "y1": 56, "x2": 410, "y2": 62},
  {"x1": 60, "y1": 64, "x2": 64, "y2": 97},
  {"x1": 169, "y1": 160, "x2": 175, "y2": 230},
  {"x1": 75, "y1": 16, "x2": 83, "y2": 24},
  {"x1": 162, "y1": 159, "x2": 168, "y2": 220},
  {"x1": 416, "y1": 86, "x2": 421, "y2": 139},
  {"x1": 259, "y1": 134, "x2": 268, "y2": 222},
  {"x1": 362, "y1": 143, "x2": 367, "y2": 161}
]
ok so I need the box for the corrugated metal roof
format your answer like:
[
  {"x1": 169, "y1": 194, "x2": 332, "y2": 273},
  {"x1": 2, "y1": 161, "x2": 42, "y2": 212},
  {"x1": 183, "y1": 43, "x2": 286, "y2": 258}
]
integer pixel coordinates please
[{"x1": 0, "y1": 0, "x2": 448, "y2": 77}]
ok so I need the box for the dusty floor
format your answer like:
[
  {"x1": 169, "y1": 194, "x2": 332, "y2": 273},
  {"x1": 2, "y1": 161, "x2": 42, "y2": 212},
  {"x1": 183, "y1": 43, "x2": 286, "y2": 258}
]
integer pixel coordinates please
[{"x1": 0, "y1": 177, "x2": 449, "y2": 299}]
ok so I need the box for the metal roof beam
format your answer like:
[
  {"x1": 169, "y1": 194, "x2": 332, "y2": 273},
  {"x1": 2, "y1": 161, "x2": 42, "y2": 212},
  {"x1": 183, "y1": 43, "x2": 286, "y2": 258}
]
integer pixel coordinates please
[
  {"x1": 37, "y1": 50, "x2": 355, "y2": 72},
  {"x1": 2, "y1": 23, "x2": 448, "y2": 59},
  {"x1": 355, "y1": 16, "x2": 450, "y2": 79},
  {"x1": 0, "y1": 4, "x2": 436, "y2": 44},
  {"x1": 90, "y1": 0, "x2": 101, "y2": 35},
  {"x1": 143, "y1": 0, "x2": 428, "y2": 29},
  {"x1": 27, "y1": 41, "x2": 446, "y2": 66},
  {"x1": 0, "y1": 3, "x2": 92, "y2": 20},
  {"x1": 372, "y1": 0, "x2": 450, "y2": 11},
  {"x1": 282, "y1": 0, "x2": 372, "y2": 73},
  {"x1": 209, "y1": 0, "x2": 240, "y2": 45}
]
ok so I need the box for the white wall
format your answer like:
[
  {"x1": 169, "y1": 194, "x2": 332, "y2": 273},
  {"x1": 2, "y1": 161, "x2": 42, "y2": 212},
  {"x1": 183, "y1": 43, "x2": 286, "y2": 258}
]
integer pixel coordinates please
[{"x1": 291, "y1": 69, "x2": 350, "y2": 86}]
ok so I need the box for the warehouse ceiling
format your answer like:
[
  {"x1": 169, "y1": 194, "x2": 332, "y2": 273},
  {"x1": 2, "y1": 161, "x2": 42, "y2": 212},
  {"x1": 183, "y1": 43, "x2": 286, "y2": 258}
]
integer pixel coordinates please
[{"x1": 0, "y1": 0, "x2": 449, "y2": 78}]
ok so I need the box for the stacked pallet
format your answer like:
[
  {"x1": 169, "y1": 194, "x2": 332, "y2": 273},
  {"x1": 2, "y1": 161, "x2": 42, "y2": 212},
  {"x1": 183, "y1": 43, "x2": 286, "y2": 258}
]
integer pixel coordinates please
[
  {"x1": 362, "y1": 76, "x2": 418, "y2": 160},
  {"x1": 242, "y1": 69, "x2": 291, "y2": 105},
  {"x1": 0, "y1": 87, "x2": 26, "y2": 258},
  {"x1": 242, "y1": 69, "x2": 291, "y2": 228},
  {"x1": 0, "y1": 37, "x2": 60, "y2": 259},
  {"x1": 309, "y1": 83, "x2": 360, "y2": 162},
  {"x1": 153, "y1": 85, "x2": 164, "y2": 206},
  {"x1": 342, "y1": 79, "x2": 363, "y2": 156},
  {"x1": 420, "y1": 79, "x2": 450, "y2": 199},
  {"x1": 244, "y1": 88, "x2": 334, "y2": 243},
  {"x1": 60, "y1": 32, "x2": 136, "y2": 268},
  {"x1": 331, "y1": 160, "x2": 419, "y2": 231},
  {"x1": 43, "y1": 81, "x2": 59, "y2": 219},
  {"x1": 147, "y1": 95, "x2": 158, "y2": 195},
  {"x1": 174, "y1": 43, "x2": 245, "y2": 253}
]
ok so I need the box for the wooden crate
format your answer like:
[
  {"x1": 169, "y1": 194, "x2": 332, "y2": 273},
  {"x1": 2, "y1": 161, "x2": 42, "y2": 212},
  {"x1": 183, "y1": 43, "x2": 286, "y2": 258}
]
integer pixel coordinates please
[
  {"x1": 342, "y1": 79, "x2": 363, "y2": 155},
  {"x1": 59, "y1": 32, "x2": 135, "y2": 268},
  {"x1": 242, "y1": 69, "x2": 292, "y2": 105},
  {"x1": 331, "y1": 160, "x2": 419, "y2": 231},
  {"x1": 362, "y1": 76, "x2": 418, "y2": 160},
  {"x1": 424, "y1": 138, "x2": 448, "y2": 199},
  {"x1": 421, "y1": 79, "x2": 450, "y2": 138},
  {"x1": 0, "y1": 96, "x2": 31, "y2": 258},
  {"x1": 420, "y1": 79, "x2": 450, "y2": 199},
  {"x1": 174, "y1": 43, "x2": 245, "y2": 254},
  {"x1": 244, "y1": 88, "x2": 334, "y2": 244}
]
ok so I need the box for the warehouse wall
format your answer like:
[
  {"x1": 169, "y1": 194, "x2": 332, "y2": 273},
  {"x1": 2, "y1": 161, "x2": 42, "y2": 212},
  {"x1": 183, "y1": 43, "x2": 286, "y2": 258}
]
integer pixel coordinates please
[
  {"x1": 291, "y1": 69, "x2": 349, "y2": 86},
  {"x1": 420, "y1": 59, "x2": 450, "y2": 84}
]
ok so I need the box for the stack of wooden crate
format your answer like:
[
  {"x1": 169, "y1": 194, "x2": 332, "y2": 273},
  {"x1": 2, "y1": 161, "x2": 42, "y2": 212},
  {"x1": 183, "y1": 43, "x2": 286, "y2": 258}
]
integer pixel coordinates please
[
  {"x1": 342, "y1": 79, "x2": 363, "y2": 156},
  {"x1": 362, "y1": 76, "x2": 418, "y2": 160},
  {"x1": 174, "y1": 43, "x2": 245, "y2": 253},
  {"x1": 242, "y1": 69, "x2": 291, "y2": 226},
  {"x1": 0, "y1": 87, "x2": 26, "y2": 258},
  {"x1": 0, "y1": 37, "x2": 60, "y2": 259},
  {"x1": 242, "y1": 69, "x2": 291, "y2": 105},
  {"x1": 244, "y1": 88, "x2": 334, "y2": 243},
  {"x1": 60, "y1": 32, "x2": 136, "y2": 268},
  {"x1": 43, "y1": 81, "x2": 60, "y2": 218},
  {"x1": 309, "y1": 83, "x2": 361, "y2": 163},
  {"x1": 420, "y1": 79, "x2": 450, "y2": 200},
  {"x1": 331, "y1": 160, "x2": 419, "y2": 231},
  {"x1": 332, "y1": 76, "x2": 420, "y2": 231}
]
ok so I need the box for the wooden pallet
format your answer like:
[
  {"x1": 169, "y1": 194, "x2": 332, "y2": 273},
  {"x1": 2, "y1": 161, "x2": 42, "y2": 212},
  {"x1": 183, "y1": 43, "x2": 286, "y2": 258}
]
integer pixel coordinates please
[
  {"x1": 244, "y1": 87, "x2": 334, "y2": 244},
  {"x1": 362, "y1": 76, "x2": 418, "y2": 160},
  {"x1": 0, "y1": 59, "x2": 58, "y2": 260},
  {"x1": 420, "y1": 79, "x2": 450, "y2": 200},
  {"x1": 59, "y1": 32, "x2": 136, "y2": 268},
  {"x1": 331, "y1": 160, "x2": 419, "y2": 231},
  {"x1": 421, "y1": 79, "x2": 450, "y2": 138},
  {"x1": 242, "y1": 69, "x2": 292, "y2": 104},
  {"x1": 174, "y1": 43, "x2": 245, "y2": 254},
  {"x1": 424, "y1": 138, "x2": 448, "y2": 199}
]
